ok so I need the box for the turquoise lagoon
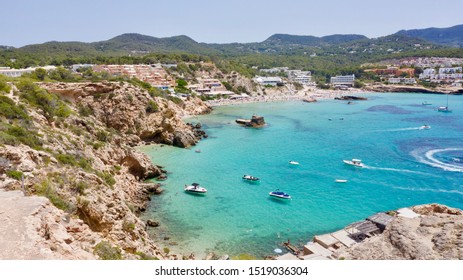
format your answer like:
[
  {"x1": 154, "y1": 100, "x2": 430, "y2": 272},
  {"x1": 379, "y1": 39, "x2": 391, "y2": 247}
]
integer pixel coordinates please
[{"x1": 139, "y1": 93, "x2": 463, "y2": 258}]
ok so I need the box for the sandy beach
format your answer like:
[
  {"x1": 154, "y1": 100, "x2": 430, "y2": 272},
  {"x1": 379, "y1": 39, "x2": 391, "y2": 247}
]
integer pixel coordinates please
[{"x1": 206, "y1": 88, "x2": 366, "y2": 107}]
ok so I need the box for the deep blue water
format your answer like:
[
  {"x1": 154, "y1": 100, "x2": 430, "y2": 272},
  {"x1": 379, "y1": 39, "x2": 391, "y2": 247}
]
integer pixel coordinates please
[{"x1": 140, "y1": 93, "x2": 463, "y2": 258}]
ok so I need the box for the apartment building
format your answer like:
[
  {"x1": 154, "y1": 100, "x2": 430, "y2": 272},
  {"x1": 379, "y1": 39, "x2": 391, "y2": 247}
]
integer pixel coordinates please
[{"x1": 330, "y1": 75, "x2": 355, "y2": 86}]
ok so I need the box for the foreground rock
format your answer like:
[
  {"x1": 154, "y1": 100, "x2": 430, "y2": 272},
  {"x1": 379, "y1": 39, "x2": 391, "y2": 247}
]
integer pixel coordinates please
[
  {"x1": 0, "y1": 189, "x2": 97, "y2": 259},
  {"x1": 334, "y1": 204, "x2": 463, "y2": 260}
]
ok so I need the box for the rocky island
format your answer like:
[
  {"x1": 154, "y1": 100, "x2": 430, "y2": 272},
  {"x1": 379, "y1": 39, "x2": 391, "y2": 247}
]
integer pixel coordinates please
[{"x1": 235, "y1": 115, "x2": 266, "y2": 128}]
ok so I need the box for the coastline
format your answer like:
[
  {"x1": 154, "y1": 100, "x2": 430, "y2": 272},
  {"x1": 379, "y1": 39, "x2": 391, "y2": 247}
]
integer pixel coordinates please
[
  {"x1": 144, "y1": 90, "x2": 463, "y2": 260},
  {"x1": 205, "y1": 88, "x2": 365, "y2": 107}
]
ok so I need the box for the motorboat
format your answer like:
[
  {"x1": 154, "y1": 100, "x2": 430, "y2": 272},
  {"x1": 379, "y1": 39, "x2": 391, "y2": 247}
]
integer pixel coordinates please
[
  {"x1": 289, "y1": 161, "x2": 300, "y2": 165},
  {"x1": 419, "y1": 125, "x2": 431, "y2": 130},
  {"x1": 422, "y1": 101, "x2": 432, "y2": 106},
  {"x1": 335, "y1": 179, "x2": 348, "y2": 183},
  {"x1": 184, "y1": 183, "x2": 207, "y2": 194},
  {"x1": 269, "y1": 190, "x2": 291, "y2": 200},
  {"x1": 195, "y1": 149, "x2": 201, "y2": 153},
  {"x1": 343, "y1": 159, "x2": 364, "y2": 167},
  {"x1": 242, "y1": 175, "x2": 260, "y2": 183}
]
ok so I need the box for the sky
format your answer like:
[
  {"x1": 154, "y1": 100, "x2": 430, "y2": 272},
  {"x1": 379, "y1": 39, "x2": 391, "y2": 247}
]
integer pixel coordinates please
[{"x1": 2, "y1": 0, "x2": 463, "y2": 47}]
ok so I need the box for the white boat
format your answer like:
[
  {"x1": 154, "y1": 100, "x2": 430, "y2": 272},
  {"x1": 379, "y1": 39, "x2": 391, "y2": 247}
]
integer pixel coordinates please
[
  {"x1": 422, "y1": 101, "x2": 432, "y2": 105},
  {"x1": 242, "y1": 175, "x2": 260, "y2": 183},
  {"x1": 419, "y1": 125, "x2": 431, "y2": 130},
  {"x1": 343, "y1": 159, "x2": 364, "y2": 167},
  {"x1": 289, "y1": 161, "x2": 299, "y2": 165},
  {"x1": 269, "y1": 190, "x2": 291, "y2": 199},
  {"x1": 184, "y1": 183, "x2": 207, "y2": 194},
  {"x1": 437, "y1": 106, "x2": 451, "y2": 112},
  {"x1": 438, "y1": 94, "x2": 452, "y2": 112},
  {"x1": 335, "y1": 179, "x2": 348, "y2": 183}
]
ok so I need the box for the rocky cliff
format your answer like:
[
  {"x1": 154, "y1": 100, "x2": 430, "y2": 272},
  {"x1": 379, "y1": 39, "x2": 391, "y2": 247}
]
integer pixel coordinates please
[
  {"x1": 0, "y1": 81, "x2": 211, "y2": 259},
  {"x1": 334, "y1": 204, "x2": 463, "y2": 260}
]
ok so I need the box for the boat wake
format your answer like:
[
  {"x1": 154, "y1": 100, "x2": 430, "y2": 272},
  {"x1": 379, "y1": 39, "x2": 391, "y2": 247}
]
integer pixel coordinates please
[
  {"x1": 393, "y1": 186, "x2": 463, "y2": 196},
  {"x1": 363, "y1": 165, "x2": 428, "y2": 175},
  {"x1": 411, "y1": 148, "x2": 463, "y2": 172},
  {"x1": 381, "y1": 127, "x2": 425, "y2": 132}
]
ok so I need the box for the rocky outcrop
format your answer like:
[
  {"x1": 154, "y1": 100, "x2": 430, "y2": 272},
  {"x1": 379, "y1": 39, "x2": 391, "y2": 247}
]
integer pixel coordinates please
[
  {"x1": 42, "y1": 82, "x2": 211, "y2": 148},
  {"x1": 334, "y1": 204, "x2": 463, "y2": 260},
  {"x1": 334, "y1": 95, "x2": 368, "y2": 101}
]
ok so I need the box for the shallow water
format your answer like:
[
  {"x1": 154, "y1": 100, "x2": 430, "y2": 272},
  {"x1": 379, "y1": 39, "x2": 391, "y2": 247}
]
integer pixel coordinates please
[{"x1": 140, "y1": 93, "x2": 463, "y2": 258}]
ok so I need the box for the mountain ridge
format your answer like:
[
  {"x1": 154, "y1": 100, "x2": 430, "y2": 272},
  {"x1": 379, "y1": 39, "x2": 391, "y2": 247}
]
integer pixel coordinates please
[{"x1": 396, "y1": 24, "x2": 463, "y2": 47}]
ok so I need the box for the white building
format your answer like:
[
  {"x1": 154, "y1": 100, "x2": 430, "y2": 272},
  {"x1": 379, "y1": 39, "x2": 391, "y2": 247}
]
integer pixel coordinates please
[
  {"x1": 0, "y1": 66, "x2": 56, "y2": 78},
  {"x1": 253, "y1": 76, "x2": 283, "y2": 86},
  {"x1": 439, "y1": 67, "x2": 462, "y2": 74},
  {"x1": 388, "y1": 77, "x2": 417, "y2": 84},
  {"x1": 287, "y1": 70, "x2": 313, "y2": 85},
  {"x1": 330, "y1": 75, "x2": 355, "y2": 86},
  {"x1": 259, "y1": 67, "x2": 289, "y2": 73}
]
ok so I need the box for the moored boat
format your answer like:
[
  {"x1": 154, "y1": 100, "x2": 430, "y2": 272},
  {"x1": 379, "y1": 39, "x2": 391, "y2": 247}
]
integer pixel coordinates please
[
  {"x1": 343, "y1": 159, "x2": 364, "y2": 167},
  {"x1": 289, "y1": 161, "x2": 299, "y2": 165},
  {"x1": 184, "y1": 183, "x2": 207, "y2": 194},
  {"x1": 242, "y1": 175, "x2": 260, "y2": 183},
  {"x1": 269, "y1": 190, "x2": 291, "y2": 199}
]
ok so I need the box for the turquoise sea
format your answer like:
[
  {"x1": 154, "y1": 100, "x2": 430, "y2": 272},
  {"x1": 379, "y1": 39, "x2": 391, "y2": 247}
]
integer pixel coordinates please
[{"x1": 139, "y1": 93, "x2": 463, "y2": 259}]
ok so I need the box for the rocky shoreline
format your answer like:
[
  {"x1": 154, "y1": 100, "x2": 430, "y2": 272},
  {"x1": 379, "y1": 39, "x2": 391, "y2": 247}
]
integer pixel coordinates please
[
  {"x1": 275, "y1": 204, "x2": 463, "y2": 260},
  {"x1": 0, "y1": 81, "x2": 211, "y2": 260}
]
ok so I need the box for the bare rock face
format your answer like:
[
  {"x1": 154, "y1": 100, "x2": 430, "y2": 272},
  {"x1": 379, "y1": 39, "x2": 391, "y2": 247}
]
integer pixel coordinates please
[
  {"x1": 335, "y1": 204, "x2": 463, "y2": 260},
  {"x1": 121, "y1": 151, "x2": 161, "y2": 180},
  {"x1": 173, "y1": 130, "x2": 198, "y2": 148}
]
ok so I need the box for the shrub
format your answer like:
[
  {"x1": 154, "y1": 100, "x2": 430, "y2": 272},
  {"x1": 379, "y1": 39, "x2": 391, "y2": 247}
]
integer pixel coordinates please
[
  {"x1": 55, "y1": 153, "x2": 77, "y2": 166},
  {"x1": 0, "y1": 96, "x2": 30, "y2": 120},
  {"x1": 122, "y1": 221, "x2": 135, "y2": 232},
  {"x1": 0, "y1": 78, "x2": 11, "y2": 93},
  {"x1": 96, "y1": 130, "x2": 110, "y2": 142},
  {"x1": 5, "y1": 125, "x2": 42, "y2": 149},
  {"x1": 97, "y1": 171, "x2": 116, "y2": 186},
  {"x1": 93, "y1": 241, "x2": 122, "y2": 260},
  {"x1": 145, "y1": 100, "x2": 159, "y2": 113},
  {"x1": 6, "y1": 170, "x2": 23, "y2": 180},
  {"x1": 72, "y1": 181, "x2": 90, "y2": 195},
  {"x1": 17, "y1": 79, "x2": 71, "y2": 121},
  {"x1": 35, "y1": 180, "x2": 71, "y2": 211},
  {"x1": 77, "y1": 104, "x2": 93, "y2": 117}
]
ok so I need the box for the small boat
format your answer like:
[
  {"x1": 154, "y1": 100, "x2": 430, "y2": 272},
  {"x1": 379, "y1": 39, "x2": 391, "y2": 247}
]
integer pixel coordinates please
[
  {"x1": 184, "y1": 183, "x2": 207, "y2": 194},
  {"x1": 269, "y1": 190, "x2": 292, "y2": 199},
  {"x1": 335, "y1": 179, "x2": 348, "y2": 183},
  {"x1": 289, "y1": 161, "x2": 299, "y2": 165},
  {"x1": 242, "y1": 175, "x2": 260, "y2": 182},
  {"x1": 422, "y1": 101, "x2": 432, "y2": 106},
  {"x1": 419, "y1": 125, "x2": 431, "y2": 130},
  {"x1": 195, "y1": 149, "x2": 201, "y2": 153},
  {"x1": 437, "y1": 106, "x2": 452, "y2": 113},
  {"x1": 343, "y1": 159, "x2": 364, "y2": 167}
]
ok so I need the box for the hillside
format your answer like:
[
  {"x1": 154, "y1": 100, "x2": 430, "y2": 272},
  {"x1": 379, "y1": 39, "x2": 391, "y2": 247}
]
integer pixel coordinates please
[
  {"x1": 263, "y1": 33, "x2": 367, "y2": 46},
  {"x1": 397, "y1": 24, "x2": 463, "y2": 48},
  {"x1": 0, "y1": 79, "x2": 211, "y2": 259}
]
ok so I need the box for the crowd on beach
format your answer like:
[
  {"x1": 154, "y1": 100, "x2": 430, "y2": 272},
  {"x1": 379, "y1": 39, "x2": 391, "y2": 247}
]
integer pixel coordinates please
[{"x1": 206, "y1": 88, "x2": 365, "y2": 107}]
